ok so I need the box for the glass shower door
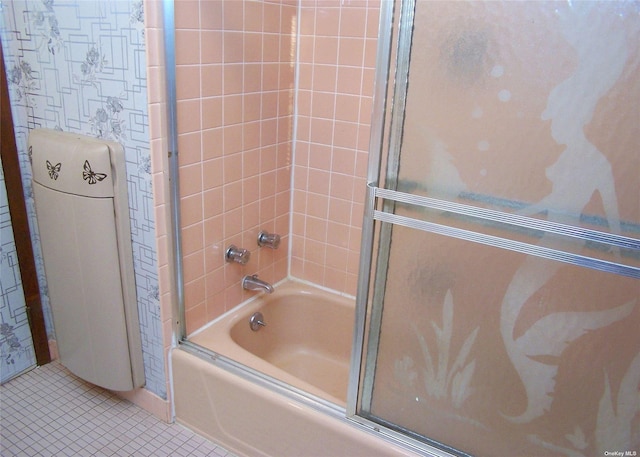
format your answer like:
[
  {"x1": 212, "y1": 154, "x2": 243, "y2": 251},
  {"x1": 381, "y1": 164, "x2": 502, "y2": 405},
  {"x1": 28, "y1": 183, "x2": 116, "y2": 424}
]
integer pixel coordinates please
[{"x1": 353, "y1": 1, "x2": 640, "y2": 456}]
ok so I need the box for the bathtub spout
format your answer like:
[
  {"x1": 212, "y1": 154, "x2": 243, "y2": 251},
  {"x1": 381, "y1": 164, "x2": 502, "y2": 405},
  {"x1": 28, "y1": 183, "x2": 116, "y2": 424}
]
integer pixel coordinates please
[{"x1": 242, "y1": 274, "x2": 274, "y2": 294}]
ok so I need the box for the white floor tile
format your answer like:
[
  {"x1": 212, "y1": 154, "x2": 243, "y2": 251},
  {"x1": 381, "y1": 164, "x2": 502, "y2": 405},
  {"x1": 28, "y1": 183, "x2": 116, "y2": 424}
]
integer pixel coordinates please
[{"x1": 0, "y1": 361, "x2": 237, "y2": 457}]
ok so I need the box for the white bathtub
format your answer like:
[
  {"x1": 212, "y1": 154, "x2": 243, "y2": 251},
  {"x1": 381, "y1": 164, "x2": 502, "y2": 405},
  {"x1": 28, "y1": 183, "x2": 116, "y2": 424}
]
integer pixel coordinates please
[{"x1": 172, "y1": 281, "x2": 420, "y2": 457}]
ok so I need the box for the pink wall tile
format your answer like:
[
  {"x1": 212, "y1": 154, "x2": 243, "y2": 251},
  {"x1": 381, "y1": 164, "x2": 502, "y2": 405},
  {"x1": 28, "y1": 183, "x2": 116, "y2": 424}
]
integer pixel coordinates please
[
  {"x1": 292, "y1": 1, "x2": 379, "y2": 294},
  {"x1": 223, "y1": 1, "x2": 244, "y2": 30},
  {"x1": 175, "y1": 30, "x2": 200, "y2": 65},
  {"x1": 203, "y1": 187, "x2": 223, "y2": 219},
  {"x1": 328, "y1": 198, "x2": 352, "y2": 225},
  {"x1": 183, "y1": 250, "x2": 205, "y2": 284},
  {"x1": 223, "y1": 181, "x2": 243, "y2": 211},
  {"x1": 202, "y1": 158, "x2": 223, "y2": 189},
  {"x1": 202, "y1": 128, "x2": 224, "y2": 159},
  {"x1": 309, "y1": 118, "x2": 333, "y2": 144},
  {"x1": 174, "y1": 0, "x2": 200, "y2": 29},
  {"x1": 222, "y1": 124, "x2": 243, "y2": 154},
  {"x1": 338, "y1": 37, "x2": 365, "y2": 66},
  {"x1": 200, "y1": 0, "x2": 223, "y2": 30},
  {"x1": 334, "y1": 94, "x2": 360, "y2": 122},
  {"x1": 311, "y1": 91, "x2": 335, "y2": 119},
  {"x1": 244, "y1": 122, "x2": 261, "y2": 150},
  {"x1": 314, "y1": 37, "x2": 339, "y2": 64},
  {"x1": 177, "y1": 132, "x2": 202, "y2": 167},
  {"x1": 312, "y1": 65, "x2": 337, "y2": 92},
  {"x1": 223, "y1": 95, "x2": 243, "y2": 125},
  {"x1": 185, "y1": 302, "x2": 206, "y2": 335},
  {"x1": 243, "y1": 201, "x2": 261, "y2": 230},
  {"x1": 153, "y1": 0, "x2": 380, "y2": 339},
  {"x1": 145, "y1": 27, "x2": 165, "y2": 68},
  {"x1": 178, "y1": 163, "x2": 203, "y2": 196},
  {"x1": 201, "y1": 65, "x2": 223, "y2": 96},
  {"x1": 147, "y1": 66, "x2": 166, "y2": 104},
  {"x1": 315, "y1": 8, "x2": 340, "y2": 37},
  {"x1": 263, "y1": 2, "x2": 282, "y2": 34},
  {"x1": 176, "y1": 99, "x2": 202, "y2": 134},
  {"x1": 263, "y1": 34, "x2": 281, "y2": 62},
  {"x1": 171, "y1": 0, "x2": 299, "y2": 333},
  {"x1": 306, "y1": 193, "x2": 329, "y2": 219},
  {"x1": 339, "y1": 8, "x2": 367, "y2": 38},
  {"x1": 201, "y1": 31, "x2": 224, "y2": 64},
  {"x1": 180, "y1": 193, "x2": 203, "y2": 228},
  {"x1": 181, "y1": 223, "x2": 204, "y2": 256},
  {"x1": 245, "y1": 2, "x2": 263, "y2": 32},
  {"x1": 308, "y1": 143, "x2": 331, "y2": 169},
  {"x1": 331, "y1": 146, "x2": 356, "y2": 176},
  {"x1": 336, "y1": 66, "x2": 364, "y2": 95}
]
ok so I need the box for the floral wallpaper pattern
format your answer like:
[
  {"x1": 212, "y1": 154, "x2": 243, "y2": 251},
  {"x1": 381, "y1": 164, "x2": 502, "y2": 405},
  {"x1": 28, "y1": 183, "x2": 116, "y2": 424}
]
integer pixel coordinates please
[
  {"x1": 0, "y1": 0, "x2": 166, "y2": 398},
  {"x1": 0, "y1": 161, "x2": 36, "y2": 383}
]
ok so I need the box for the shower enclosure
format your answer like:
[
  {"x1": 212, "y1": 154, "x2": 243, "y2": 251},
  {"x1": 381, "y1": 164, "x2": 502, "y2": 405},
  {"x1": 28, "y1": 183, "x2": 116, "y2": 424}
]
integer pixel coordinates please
[
  {"x1": 165, "y1": 0, "x2": 639, "y2": 455},
  {"x1": 350, "y1": 1, "x2": 639, "y2": 456}
]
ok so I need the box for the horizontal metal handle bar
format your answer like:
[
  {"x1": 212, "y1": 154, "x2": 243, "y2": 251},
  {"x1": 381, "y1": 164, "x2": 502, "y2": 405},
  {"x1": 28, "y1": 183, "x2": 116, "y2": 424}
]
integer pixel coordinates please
[
  {"x1": 373, "y1": 210, "x2": 640, "y2": 279},
  {"x1": 373, "y1": 186, "x2": 640, "y2": 251}
]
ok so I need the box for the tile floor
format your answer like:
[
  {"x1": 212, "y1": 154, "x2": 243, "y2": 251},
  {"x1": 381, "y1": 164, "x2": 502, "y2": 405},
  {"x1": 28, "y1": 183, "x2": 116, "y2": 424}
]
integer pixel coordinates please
[{"x1": 0, "y1": 361, "x2": 237, "y2": 457}]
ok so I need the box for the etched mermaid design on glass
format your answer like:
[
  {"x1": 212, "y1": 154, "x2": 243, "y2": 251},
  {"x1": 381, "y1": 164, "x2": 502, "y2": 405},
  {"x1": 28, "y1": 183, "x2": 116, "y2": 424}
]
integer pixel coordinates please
[{"x1": 499, "y1": 4, "x2": 636, "y2": 425}]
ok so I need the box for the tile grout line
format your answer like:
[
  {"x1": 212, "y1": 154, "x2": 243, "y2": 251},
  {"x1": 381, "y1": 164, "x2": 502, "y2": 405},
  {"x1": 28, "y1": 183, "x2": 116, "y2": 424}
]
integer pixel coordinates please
[{"x1": 0, "y1": 361, "x2": 236, "y2": 457}]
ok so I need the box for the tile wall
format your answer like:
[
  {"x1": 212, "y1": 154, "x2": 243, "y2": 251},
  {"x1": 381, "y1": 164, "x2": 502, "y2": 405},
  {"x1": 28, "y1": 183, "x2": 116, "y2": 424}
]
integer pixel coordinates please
[
  {"x1": 162, "y1": 0, "x2": 381, "y2": 334},
  {"x1": 140, "y1": 0, "x2": 381, "y2": 418},
  {"x1": 170, "y1": 0, "x2": 296, "y2": 334},
  {"x1": 292, "y1": 0, "x2": 379, "y2": 296}
]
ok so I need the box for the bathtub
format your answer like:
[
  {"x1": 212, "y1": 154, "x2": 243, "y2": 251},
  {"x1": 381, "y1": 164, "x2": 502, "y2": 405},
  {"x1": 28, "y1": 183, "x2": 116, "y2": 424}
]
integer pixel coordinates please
[
  {"x1": 172, "y1": 280, "x2": 421, "y2": 457},
  {"x1": 189, "y1": 280, "x2": 352, "y2": 405}
]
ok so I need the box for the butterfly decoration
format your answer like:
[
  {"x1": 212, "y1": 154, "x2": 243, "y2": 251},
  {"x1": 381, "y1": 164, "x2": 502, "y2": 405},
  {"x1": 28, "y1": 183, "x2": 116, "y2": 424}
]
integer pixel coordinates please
[
  {"x1": 82, "y1": 160, "x2": 107, "y2": 185},
  {"x1": 46, "y1": 160, "x2": 62, "y2": 180}
]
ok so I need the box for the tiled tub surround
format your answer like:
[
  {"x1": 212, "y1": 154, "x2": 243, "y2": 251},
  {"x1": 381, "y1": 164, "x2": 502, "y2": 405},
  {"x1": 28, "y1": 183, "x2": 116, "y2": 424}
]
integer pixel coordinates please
[
  {"x1": 172, "y1": 0, "x2": 296, "y2": 334},
  {"x1": 291, "y1": 0, "x2": 379, "y2": 297},
  {"x1": 169, "y1": 0, "x2": 381, "y2": 334}
]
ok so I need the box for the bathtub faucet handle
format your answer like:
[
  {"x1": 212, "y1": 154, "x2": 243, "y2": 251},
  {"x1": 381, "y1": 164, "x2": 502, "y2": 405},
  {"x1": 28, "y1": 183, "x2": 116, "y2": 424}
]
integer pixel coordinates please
[
  {"x1": 226, "y1": 245, "x2": 251, "y2": 265},
  {"x1": 249, "y1": 312, "x2": 267, "y2": 331},
  {"x1": 257, "y1": 230, "x2": 281, "y2": 249}
]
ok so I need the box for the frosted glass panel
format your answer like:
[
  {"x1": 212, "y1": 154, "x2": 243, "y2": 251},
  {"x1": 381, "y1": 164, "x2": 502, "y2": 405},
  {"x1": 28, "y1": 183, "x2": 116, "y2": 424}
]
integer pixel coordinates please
[
  {"x1": 358, "y1": 1, "x2": 640, "y2": 455},
  {"x1": 366, "y1": 225, "x2": 639, "y2": 456},
  {"x1": 396, "y1": 0, "x2": 639, "y2": 236}
]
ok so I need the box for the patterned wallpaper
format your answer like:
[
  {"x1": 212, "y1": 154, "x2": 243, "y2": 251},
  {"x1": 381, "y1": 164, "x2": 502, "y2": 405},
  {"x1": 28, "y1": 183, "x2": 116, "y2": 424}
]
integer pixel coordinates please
[
  {"x1": 0, "y1": 0, "x2": 165, "y2": 398},
  {"x1": 0, "y1": 158, "x2": 36, "y2": 383}
]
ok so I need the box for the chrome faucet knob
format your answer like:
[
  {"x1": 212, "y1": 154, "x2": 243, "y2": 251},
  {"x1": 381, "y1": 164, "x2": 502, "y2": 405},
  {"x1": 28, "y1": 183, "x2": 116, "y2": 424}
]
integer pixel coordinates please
[
  {"x1": 249, "y1": 312, "x2": 267, "y2": 331},
  {"x1": 257, "y1": 230, "x2": 281, "y2": 249},
  {"x1": 225, "y1": 245, "x2": 250, "y2": 264}
]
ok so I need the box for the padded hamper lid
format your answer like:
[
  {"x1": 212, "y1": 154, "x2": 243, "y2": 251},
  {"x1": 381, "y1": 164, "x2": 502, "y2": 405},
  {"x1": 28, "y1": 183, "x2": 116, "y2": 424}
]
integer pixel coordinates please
[{"x1": 30, "y1": 129, "x2": 115, "y2": 198}]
